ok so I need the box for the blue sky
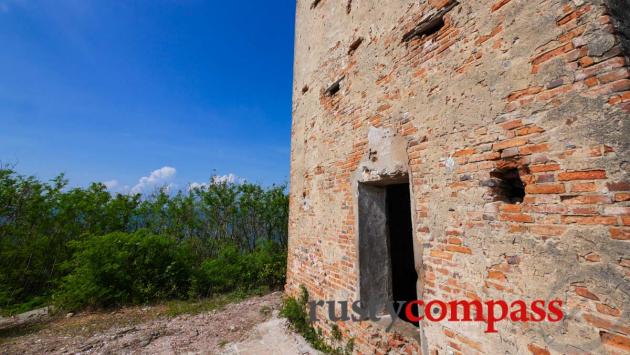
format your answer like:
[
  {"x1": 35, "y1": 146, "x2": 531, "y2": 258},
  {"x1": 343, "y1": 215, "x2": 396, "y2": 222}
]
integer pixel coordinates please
[{"x1": 0, "y1": 0, "x2": 295, "y2": 193}]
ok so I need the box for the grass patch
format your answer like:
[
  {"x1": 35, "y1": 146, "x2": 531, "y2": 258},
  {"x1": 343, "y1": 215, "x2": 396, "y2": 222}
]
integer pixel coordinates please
[
  {"x1": 0, "y1": 322, "x2": 47, "y2": 343},
  {"x1": 0, "y1": 296, "x2": 49, "y2": 317},
  {"x1": 164, "y1": 288, "x2": 267, "y2": 318}
]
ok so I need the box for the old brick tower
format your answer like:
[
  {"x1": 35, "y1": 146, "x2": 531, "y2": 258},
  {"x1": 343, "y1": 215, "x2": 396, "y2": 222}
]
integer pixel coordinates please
[{"x1": 286, "y1": 0, "x2": 630, "y2": 354}]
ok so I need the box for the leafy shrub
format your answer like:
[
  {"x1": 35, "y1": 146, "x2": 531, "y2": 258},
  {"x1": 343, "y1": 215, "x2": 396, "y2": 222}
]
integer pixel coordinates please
[
  {"x1": 0, "y1": 168, "x2": 289, "y2": 313},
  {"x1": 54, "y1": 230, "x2": 192, "y2": 309},
  {"x1": 196, "y1": 242, "x2": 286, "y2": 296}
]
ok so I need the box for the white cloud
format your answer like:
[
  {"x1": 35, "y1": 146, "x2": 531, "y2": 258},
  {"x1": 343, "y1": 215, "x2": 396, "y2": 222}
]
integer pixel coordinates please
[
  {"x1": 103, "y1": 179, "x2": 119, "y2": 190},
  {"x1": 212, "y1": 173, "x2": 238, "y2": 185},
  {"x1": 131, "y1": 166, "x2": 176, "y2": 194},
  {"x1": 188, "y1": 173, "x2": 245, "y2": 192}
]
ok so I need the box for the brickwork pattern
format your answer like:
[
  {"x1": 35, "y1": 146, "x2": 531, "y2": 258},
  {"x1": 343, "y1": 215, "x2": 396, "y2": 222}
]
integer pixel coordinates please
[{"x1": 288, "y1": 0, "x2": 630, "y2": 354}]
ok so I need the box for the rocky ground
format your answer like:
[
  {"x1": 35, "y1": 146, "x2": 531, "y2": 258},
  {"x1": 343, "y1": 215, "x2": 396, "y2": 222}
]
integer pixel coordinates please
[{"x1": 0, "y1": 292, "x2": 319, "y2": 355}]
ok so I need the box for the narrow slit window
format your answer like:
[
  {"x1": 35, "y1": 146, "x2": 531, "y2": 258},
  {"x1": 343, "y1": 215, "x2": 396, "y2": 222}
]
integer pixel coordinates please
[
  {"x1": 348, "y1": 37, "x2": 364, "y2": 55},
  {"x1": 402, "y1": 1, "x2": 458, "y2": 42},
  {"x1": 324, "y1": 78, "x2": 343, "y2": 96}
]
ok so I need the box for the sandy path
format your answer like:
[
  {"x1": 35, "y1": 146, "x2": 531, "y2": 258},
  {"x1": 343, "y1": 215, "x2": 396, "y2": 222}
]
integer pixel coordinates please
[{"x1": 0, "y1": 292, "x2": 319, "y2": 355}]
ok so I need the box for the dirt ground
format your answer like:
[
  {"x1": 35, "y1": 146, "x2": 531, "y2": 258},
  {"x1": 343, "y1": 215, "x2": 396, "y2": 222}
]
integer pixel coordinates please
[{"x1": 0, "y1": 292, "x2": 319, "y2": 355}]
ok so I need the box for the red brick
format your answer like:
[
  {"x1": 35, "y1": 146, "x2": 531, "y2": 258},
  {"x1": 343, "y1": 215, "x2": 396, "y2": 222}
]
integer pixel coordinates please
[
  {"x1": 376, "y1": 103, "x2": 391, "y2": 112},
  {"x1": 500, "y1": 119, "x2": 523, "y2": 130},
  {"x1": 446, "y1": 229, "x2": 463, "y2": 236},
  {"x1": 615, "y1": 192, "x2": 630, "y2": 201},
  {"x1": 428, "y1": 0, "x2": 451, "y2": 10},
  {"x1": 601, "y1": 332, "x2": 630, "y2": 352},
  {"x1": 576, "y1": 57, "x2": 626, "y2": 80},
  {"x1": 598, "y1": 68, "x2": 630, "y2": 84},
  {"x1": 589, "y1": 79, "x2": 630, "y2": 97},
  {"x1": 509, "y1": 224, "x2": 528, "y2": 233},
  {"x1": 527, "y1": 344, "x2": 550, "y2": 355},
  {"x1": 607, "y1": 181, "x2": 630, "y2": 191},
  {"x1": 609, "y1": 95, "x2": 624, "y2": 105},
  {"x1": 610, "y1": 79, "x2": 630, "y2": 92},
  {"x1": 596, "y1": 303, "x2": 621, "y2": 317},
  {"x1": 536, "y1": 84, "x2": 573, "y2": 101},
  {"x1": 525, "y1": 184, "x2": 566, "y2": 194},
  {"x1": 584, "y1": 253, "x2": 601, "y2": 262},
  {"x1": 579, "y1": 56, "x2": 595, "y2": 67},
  {"x1": 430, "y1": 250, "x2": 453, "y2": 260},
  {"x1": 516, "y1": 125, "x2": 545, "y2": 136},
  {"x1": 493, "y1": 138, "x2": 528, "y2": 150},
  {"x1": 561, "y1": 194, "x2": 610, "y2": 204},
  {"x1": 447, "y1": 237, "x2": 462, "y2": 245},
  {"x1": 532, "y1": 43, "x2": 573, "y2": 66},
  {"x1": 584, "y1": 76, "x2": 599, "y2": 87},
  {"x1": 558, "y1": 170, "x2": 607, "y2": 181},
  {"x1": 610, "y1": 228, "x2": 630, "y2": 240},
  {"x1": 575, "y1": 286, "x2": 600, "y2": 300},
  {"x1": 500, "y1": 213, "x2": 534, "y2": 223},
  {"x1": 487, "y1": 270, "x2": 506, "y2": 281},
  {"x1": 600, "y1": 15, "x2": 613, "y2": 24},
  {"x1": 453, "y1": 148, "x2": 476, "y2": 157},
  {"x1": 609, "y1": 96, "x2": 623, "y2": 105},
  {"x1": 530, "y1": 225, "x2": 566, "y2": 236},
  {"x1": 507, "y1": 86, "x2": 543, "y2": 101},
  {"x1": 500, "y1": 204, "x2": 522, "y2": 213},
  {"x1": 569, "y1": 206, "x2": 599, "y2": 215},
  {"x1": 446, "y1": 245, "x2": 473, "y2": 254},
  {"x1": 557, "y1": 4, "x2": 592, "y2": 26},
  {"x1": 529, "y1": 164, "x2": 561, "y2": 173},
  {"x1": 571, "y1": 182, "x2": 597, "y2": 192},
  {"x1": 584, "y1": 314, "x2": 630, "y2": 334},
  {"x1": 562, "y1": 216, "x2": 617, "y2": 225},
  {"x1": 454, "y1": 334, "x2": 483, "y2": 351},
  {"x1": 520, "y1": 143, "x2": 550, "y2": 155}
]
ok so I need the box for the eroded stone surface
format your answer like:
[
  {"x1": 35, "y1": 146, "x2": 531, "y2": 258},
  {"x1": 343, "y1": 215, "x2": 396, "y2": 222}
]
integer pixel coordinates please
[{"x1": 287, "y1": 0, "x2": 630, "y2": 354}]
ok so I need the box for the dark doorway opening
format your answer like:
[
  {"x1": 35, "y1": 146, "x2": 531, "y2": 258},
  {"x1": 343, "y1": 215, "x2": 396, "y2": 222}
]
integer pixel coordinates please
[
  {"x1": 358, "y1": 180, "x2": 418, "y2": 328},
  {"x1": 386, "y1": 183, "x2": 418, "y2": 326}
]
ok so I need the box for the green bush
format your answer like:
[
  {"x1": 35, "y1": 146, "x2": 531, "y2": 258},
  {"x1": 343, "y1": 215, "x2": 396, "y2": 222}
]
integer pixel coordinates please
[
  {"x1": 196, "y1": 242, "x2": 286, "y2": 296},
  {"x1": 0, "y1": 168, "x2": 289, "y2": 313},
  {"x1": 54, "y1": 230, "x2": 192, "y2": 309}
]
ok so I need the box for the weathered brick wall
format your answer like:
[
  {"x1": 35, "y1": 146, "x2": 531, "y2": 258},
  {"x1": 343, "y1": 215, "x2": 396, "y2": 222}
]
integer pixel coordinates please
[{"x1": 287, "y1": 0, "x2": 629, "y2": 354}]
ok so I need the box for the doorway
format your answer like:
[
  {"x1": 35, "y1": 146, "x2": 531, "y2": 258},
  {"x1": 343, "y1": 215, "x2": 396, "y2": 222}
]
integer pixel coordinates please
[{"x1": 358, "y1": 181, "x2": 418, "y2": 326}]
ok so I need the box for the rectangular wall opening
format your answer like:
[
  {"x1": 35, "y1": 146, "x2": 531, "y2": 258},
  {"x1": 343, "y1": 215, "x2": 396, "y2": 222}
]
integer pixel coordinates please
[
  {"x1": 358, "y1": 180, "x2": 418, "y2": 327},
  {"x1": 386, "y1": 183, "x2": 418, "y2": 325}
]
